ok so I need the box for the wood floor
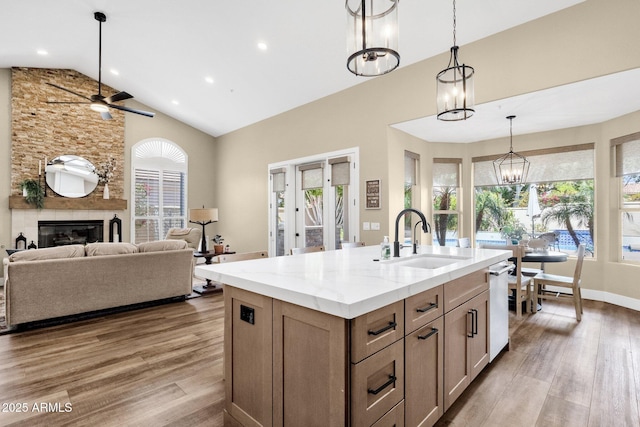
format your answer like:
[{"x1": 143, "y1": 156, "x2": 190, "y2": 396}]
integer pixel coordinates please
[{"x1": 0, "y1": 294, "x2": 639, "y2": 426}]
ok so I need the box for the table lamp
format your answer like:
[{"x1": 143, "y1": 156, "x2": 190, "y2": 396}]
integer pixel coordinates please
[{"x1": 189, "y1": 207, "x2": 218, "y2": 253}]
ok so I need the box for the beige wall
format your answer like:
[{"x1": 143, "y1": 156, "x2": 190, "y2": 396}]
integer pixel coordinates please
[
  {"x1": 214, "y1": 0, "x2": 640, "y2": 304},
  {"x1": 0, "y1": 69, "x2": 11, "y2": 253}
]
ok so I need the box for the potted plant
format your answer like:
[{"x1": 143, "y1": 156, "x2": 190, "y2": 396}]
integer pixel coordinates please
[
  {"x1": 20, "y1": 179, "x2": 45, "y2": 209},
  {"x1": 212, "y1": 235, "x2": 224, "y2": 254}
]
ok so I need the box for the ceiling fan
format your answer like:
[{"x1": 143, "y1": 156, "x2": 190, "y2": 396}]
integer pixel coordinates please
[{"x1": 46, "y1": 11, "x2": 155, "y2": 120}]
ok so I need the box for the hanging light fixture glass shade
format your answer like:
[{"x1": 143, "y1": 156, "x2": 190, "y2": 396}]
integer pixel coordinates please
[
  {"x1": 346, "y1": 0, "x2": 400, "y2": 77},
  {"x1": 493, "y1": 115, "x2": 530, "y2": 185},
  {"x1": 436, "y1": 0, "x2": 474, "y2": 121}
]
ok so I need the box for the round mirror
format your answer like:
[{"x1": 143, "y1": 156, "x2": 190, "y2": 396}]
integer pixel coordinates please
[{"x1": 45, "y1": 155, "x2": 99, "y2": 198}]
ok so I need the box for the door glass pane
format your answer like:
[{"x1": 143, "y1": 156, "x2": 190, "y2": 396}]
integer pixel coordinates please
[
  {"x1": 275, "y1": 191, "x2": 285, "y2": 256},
  {"x1": 304, "y1": 188, "x2": 323, "y2": 247},
  {"x1": 335, "y1": 185, "x2": 349, "y2": 249}
]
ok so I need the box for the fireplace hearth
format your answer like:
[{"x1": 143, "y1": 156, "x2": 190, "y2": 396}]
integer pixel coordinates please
[{"x1": 38, "y1": 220, "x2": 104, "y2": 248}]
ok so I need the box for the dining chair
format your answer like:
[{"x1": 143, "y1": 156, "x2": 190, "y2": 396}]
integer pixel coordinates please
[
  {"x1": 531, "y1": 244, "x2": 586, "y2": 321},
  {"x1": 341, "y1": 242, "x2": 365, "y2": 249},
  {"x1": 290, "y1": 245, "x2": 325, "y2": 255},
  {"x1": 479, "y1": 243, "x2": 532, "y2": 317}
]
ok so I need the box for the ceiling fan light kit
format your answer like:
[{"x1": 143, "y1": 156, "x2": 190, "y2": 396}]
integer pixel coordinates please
[
  {"x1": 346, "y1": 0, "x2": 400, "y2": 77},
  {"x1": 436, "y1": 0, "x2": 475, "y2": 121},
  {"x1": 493, "y1": 115, "x2": 530, "y2": 185},
  {"x1": 46, "y1": 11, "x2": 155, "y2": 120}
]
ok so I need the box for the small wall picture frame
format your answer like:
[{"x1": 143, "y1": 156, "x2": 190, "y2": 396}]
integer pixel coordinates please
[{"x1": 366, "y1": 179, "x2": 381, "y2": 209}]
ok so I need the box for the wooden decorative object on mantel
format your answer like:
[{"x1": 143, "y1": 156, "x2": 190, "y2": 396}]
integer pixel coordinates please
[{"x1": 9, "y1": 196, "x2": 127, "y2": 210}]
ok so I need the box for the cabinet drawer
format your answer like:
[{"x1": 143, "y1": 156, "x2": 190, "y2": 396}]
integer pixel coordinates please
[
  {"x1": 350, "y1": 301, "x2": 404, "y2": 363},
  {"x1": 444, "y1": 269, "x2": 489, "y2": 313},
  {"x1": 351, "y1": 339, "x2": 404, "y2": 427},
  {"x1": 405, "y1": 285, "x2": 443, "y2": 334},
  {"x1": 371, "y1": 400, "x2": 404, "y2": 427}
]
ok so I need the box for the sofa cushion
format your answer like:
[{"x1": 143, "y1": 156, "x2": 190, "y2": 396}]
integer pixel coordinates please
[
  {"x1": 8, "y1": 245, "x2": 86, "y2": 262},
  {"x1": 85, "y1": 242, "x2": 139, "y2": 257},
  {"x1": 137, "y1": 240, "x2": 189, "y2": 253}
]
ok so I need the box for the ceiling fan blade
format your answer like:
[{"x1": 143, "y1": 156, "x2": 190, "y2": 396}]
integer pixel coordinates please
[
  {"x1": 108, "y1": 103, "x2": 156, "y2": 118},
  {"x1": 101, "y1": 111, "x2": 113, "y2": 120},
  {"x1": 46, "y1": 83, "x2": 92, "y2": 101},
  {"x1": 104, "y1": 91, "x2": 133, "y2": 104}
]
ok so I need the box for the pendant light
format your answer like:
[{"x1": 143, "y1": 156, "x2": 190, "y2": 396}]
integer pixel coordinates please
[
  {"x1": 346, "y1": 0, "x2": 400, "y2": 77},
  {"x1": 436, "y1": 0, "x2": 474, "y2": 121},
  {"x1": 493, "y1": 115, "x2": 530, "y2": 185}
]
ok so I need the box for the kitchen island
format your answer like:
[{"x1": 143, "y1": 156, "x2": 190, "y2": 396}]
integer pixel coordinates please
[{"x1": 196, "y1": 245, "x2": 510, "y2": 427}]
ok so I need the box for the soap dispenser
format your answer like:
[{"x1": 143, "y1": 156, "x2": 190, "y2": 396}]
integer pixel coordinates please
[{"x1": 381, "y1": 236, "x2": 391, "y2": 260}]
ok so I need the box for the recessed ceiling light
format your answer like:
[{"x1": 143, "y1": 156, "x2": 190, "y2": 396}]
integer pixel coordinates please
[
  {"x1": 110, "y1": 68, "x2": 119, "y2": 76},
  {"x1": 257, "y1": 42, "x2": 268, "y2": 51},
  {"x1": 205, "y1": 76, "x2": 214, "y2": 84},
  {"x1": 37, "y1": 49, "x2": 48, "y2": 56},
  {"x1": 171, "y1": 100, "x2": 179, "y2": 105}
]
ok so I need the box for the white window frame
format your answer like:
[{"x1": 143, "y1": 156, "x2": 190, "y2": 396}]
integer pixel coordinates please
[
  {"x1": 612, "y1": 132, "x2": 640, "y2": 263},
  {"x1": 131, "y1": 138, "x2": 188, "y2": 243}
]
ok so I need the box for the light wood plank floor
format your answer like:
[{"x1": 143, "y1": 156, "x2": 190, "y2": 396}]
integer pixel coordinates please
[{"x1": 0, "y1": 294, "x2": 639, "y2": 426}]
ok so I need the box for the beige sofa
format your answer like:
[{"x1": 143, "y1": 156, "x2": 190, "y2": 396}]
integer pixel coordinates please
[{"x1": 3, "y1": 240, "x2": 194, "y2": 327}]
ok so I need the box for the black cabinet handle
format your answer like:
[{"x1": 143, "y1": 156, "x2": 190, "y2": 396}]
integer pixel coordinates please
[
  {"x1": 472, "y1": 309, "x2": 478, "y2": 336},
  {"x1": 416, "y1": 302, "x2": 438, "y2": 313},
  {"x1": 368, "y1": 375, "x2": 396, "y2": 395},
  {"x1": 418, "y1": 327, "x2": 439, "y2": 340},
  {"x1": 368, "y1": 321, "x2": 397, "y2": 336},
  {"x1": 467, "y1": 310, "x2": 474, "y2": 338}
]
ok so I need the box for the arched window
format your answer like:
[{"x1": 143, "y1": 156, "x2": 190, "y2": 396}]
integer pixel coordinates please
[{"x1": 131, "y1": 138, "x2": 188, "y2": 243}]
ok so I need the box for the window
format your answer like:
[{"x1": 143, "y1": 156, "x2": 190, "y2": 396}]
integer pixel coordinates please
[
  {"x1": 612, "y1": 132, "x2": 640, "y2": 262},
  {"x1": 270, "y1": 168, "x2": 287, "y2": 256},
  {"x1": 404, "y1": 151, "x2": 420, "y2": 244},
  {"x1": 473, "y1": 144, "x2": 594, "y2": 256},
  {"x1": 131, "y1": 139, "x2": 187, "y2": 244},
  {"x1": 330, "y1": 156, "x2": 351, "y2": 249},
  {"x1": 432, "y1": 159, "x2": 461, "y2": 247}
]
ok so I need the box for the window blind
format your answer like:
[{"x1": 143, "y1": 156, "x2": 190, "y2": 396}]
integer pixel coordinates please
[
  {"x1": 300, "y1": 162, "x2": 324, "y2": 190},
  {"x1": 433, "y1": 158, "x2": 461, "y2": 187},
  {"x1": 329, "y1": 156, "x2": 350, "y2": 186},
  {"x1": 473, "y1": 144, "x2": 594, "y2": 186},
  {"x1": 611, "y1": 132, "x2": 640, "y2": 177},
  {"x1": 405, "y1": 151, "x2": 419, "y2": 186},
  {"x1": 270, "y1": 167, "x2": 286, "y2": 192}
]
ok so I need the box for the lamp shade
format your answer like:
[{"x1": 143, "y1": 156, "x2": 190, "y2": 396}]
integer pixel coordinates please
[
  {"x1": 346, "y1": 0, "x2": 400, "y2": 77},
  {"x1": 189, "y1": 208, "x2": 218, "y2": 223}
]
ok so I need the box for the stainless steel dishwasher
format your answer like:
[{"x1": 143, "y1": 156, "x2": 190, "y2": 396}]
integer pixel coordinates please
[{"x1": 489, "y1": 261, "x2": 513, "y2": 361}]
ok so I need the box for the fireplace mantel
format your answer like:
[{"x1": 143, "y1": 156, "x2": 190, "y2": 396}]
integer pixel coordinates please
[{"x1": 9, "y1": 196, "x2": 127, "y2": 210}]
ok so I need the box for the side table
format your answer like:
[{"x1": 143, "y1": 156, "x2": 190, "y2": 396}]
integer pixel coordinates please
[{"x1": 192, "y1": 251, "x2": 235, "y2": 295}]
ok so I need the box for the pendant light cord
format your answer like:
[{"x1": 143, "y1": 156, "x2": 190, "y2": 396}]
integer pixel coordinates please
[{"x1": 452, "y1": 0, "x2": 457, "y2": 47}]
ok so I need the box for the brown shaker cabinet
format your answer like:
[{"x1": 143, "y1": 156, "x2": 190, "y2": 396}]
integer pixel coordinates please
[
  {"x1": 224, "y1": 266, "x2": 492, "y2": 427},
  {"x1": 443, "y1": 289, "x2": 490, "y2": 410},
  {"x1": 405, "y1": 316, "x2": 444, "y2": 427}
]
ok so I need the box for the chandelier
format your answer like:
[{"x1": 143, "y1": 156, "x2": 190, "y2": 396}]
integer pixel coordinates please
[
  {"x1": 346, "y1": 0, "x2": 400, "y2": 77},
  {"x1": 436, "y1": 0, "x2": 475, "y2": 121},
  {"x1": 493, "y1": 115, "x2": 530, "y2": 185}
]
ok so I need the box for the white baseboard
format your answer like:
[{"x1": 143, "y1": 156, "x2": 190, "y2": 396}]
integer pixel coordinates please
[{"x1": 582, "y1": 289, "x2": 640, "y2": 312}]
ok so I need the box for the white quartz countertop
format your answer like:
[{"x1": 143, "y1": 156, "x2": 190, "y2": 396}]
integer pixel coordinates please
[{"x1": 195, "y1": 245, "x2": 510, "y2": 319}]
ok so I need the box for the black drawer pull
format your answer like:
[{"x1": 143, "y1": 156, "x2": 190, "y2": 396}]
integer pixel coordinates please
[
  {"x1": 467, "y1": 310, "x2": 474, "y2": 338},
  {"x1": 418, "y1": 327, "x2": 439, "y2": 340},
  {"x1": 472, "y1": 308, "x2": 478, "y2": 336},
  {"x1": 368, "y1": 375, "x2": 396, "y2": 395},
  {"x1": 416, "y1": 302, "x2": 438, "y2": 313},
  {"x1": 368, "y1": 321, "x2": 397, "y2": 336}
]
